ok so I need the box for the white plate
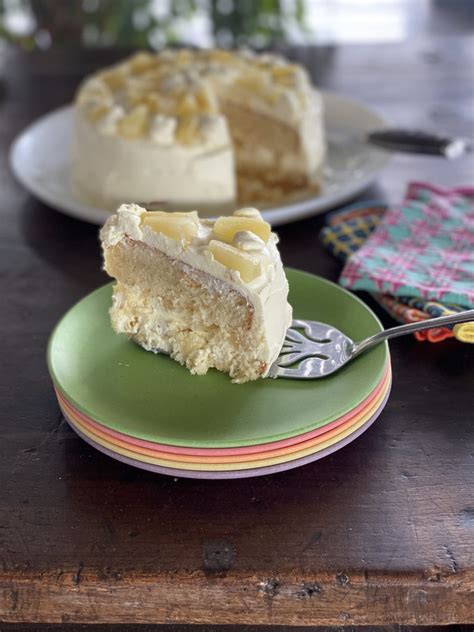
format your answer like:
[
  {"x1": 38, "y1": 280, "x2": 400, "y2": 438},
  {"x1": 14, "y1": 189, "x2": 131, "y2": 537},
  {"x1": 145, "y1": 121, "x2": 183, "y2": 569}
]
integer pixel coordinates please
[{"x1": 10, "y1": 91, "x2": 389, "y2": 227}]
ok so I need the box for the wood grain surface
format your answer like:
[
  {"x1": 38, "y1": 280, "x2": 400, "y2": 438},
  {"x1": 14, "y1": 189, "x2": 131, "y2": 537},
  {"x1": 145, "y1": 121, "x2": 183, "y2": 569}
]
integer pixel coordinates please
[{"x1": 0, "y1": 35, "x2": 473, "y2": 627}]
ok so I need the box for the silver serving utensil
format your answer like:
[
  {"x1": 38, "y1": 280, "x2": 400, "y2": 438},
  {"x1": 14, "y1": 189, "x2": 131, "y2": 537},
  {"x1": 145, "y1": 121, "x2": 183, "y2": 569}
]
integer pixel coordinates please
[
  {"x1": 269, "y1": 310, "x2": 474, "y2": 379},
  {"x1": 329, "y1": 128, "x2": 472, "y2": 159},
  {"x1": 366, "y1": 129, "x2": 471, "y2": 158}
]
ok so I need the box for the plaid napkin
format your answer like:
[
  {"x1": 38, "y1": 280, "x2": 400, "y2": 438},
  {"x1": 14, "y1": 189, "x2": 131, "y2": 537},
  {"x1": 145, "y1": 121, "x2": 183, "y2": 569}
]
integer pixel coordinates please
[
  {"x1": 320, "y1": 185, "x2": 474, "y2": 343},
  {"x1": 340, "y1": 182, "x2": 474, "y2": 306}
]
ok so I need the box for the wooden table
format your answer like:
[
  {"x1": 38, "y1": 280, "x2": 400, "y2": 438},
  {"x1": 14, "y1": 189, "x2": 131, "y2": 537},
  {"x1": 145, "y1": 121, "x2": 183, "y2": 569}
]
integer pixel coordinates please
[{"x1": 1, "y1": 36, "x2": 473, "y2": 629}]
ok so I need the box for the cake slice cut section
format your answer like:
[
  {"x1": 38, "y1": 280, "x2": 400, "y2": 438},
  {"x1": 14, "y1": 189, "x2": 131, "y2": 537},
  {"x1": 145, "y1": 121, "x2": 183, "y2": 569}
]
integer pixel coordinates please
[{"x1": 100, "y1": 204, "x2": 292, "y2": 383}]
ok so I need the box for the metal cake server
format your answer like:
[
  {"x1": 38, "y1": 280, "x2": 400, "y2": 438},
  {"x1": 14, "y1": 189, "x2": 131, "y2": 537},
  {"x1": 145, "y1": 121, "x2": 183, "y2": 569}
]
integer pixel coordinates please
[
  {"x1": 329, "y1": 128, "x2": 472, "y2": 159},
  {"x1": 366, "y1": 129, "x2": 471, "y2": 158},
  {"x1": 269, "y1": 310, "x2": 474, "y2": 379}
]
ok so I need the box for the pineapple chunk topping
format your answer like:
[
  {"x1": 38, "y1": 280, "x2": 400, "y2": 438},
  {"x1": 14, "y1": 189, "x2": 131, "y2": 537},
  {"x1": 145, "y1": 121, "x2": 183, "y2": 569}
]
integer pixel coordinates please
[
  {"x1": 212, "y1": 215, "x2": 271, "y2": 245},
  {"x1": 141, "y1": 211, "x2": 199, "y2": 242},
  {"x1": 117, "y1": 104, "x2": 149, "y2": 139},
  {"x1": 271, "y1": 64, "x2": 296, "y2": 79},
  {"x1": 129, "y1": 51, "x2": 156, "y2": 74},
  {"x1": 85, "y1": 103, "x2": 109, "y2": 123},
  {"x1": 235, "y1": 72, "x2": 267, "y2": 93},
  {"x1": 195, "y1": 85, "x2": 218, "y2": 114},
  {"x1": 143, "y1": 92, "x2": 163, "y2": 113},
  {"x1": 207, "y1": 49, "x2": 235, "y2": 64},
  {"x1": 176, "y1": 116, "x2": 200, "y2": 144},
  {"x1": 100, "y1": 67, "x2": 127, "y2": 90},
  {"x1": 76, "y1": 78, "x2": 112, "y2": 106},
  {"x1": 175, "y1": 49, "x2": 192, "y2": 65},
  {"x1": 208, "y1": 240, "x2": 262, "y2": 283},
  {"x1": 177, "y1": 93, "x2": 198, "y2": 117},
  {"x1": 76, "y1": 49, "x2": 308, "y2": 140}
]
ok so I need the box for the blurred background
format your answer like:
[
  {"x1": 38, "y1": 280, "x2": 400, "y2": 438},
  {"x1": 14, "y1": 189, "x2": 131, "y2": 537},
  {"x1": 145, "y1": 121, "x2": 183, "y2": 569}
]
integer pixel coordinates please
[{"x1": 0, "y1": 0, "x2": 472, "y2": 52}]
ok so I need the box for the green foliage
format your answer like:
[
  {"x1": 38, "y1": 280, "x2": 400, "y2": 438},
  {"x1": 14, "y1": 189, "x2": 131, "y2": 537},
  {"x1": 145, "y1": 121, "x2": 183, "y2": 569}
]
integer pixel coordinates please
[{"x1": 0, "y1": 0, "x2": 307, "y2": 49}]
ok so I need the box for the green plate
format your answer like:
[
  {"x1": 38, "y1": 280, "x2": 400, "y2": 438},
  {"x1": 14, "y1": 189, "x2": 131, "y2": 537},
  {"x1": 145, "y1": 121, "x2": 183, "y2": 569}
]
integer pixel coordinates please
[{"x1": 47, "y1": 269, "x2": 389, "y2": 448}]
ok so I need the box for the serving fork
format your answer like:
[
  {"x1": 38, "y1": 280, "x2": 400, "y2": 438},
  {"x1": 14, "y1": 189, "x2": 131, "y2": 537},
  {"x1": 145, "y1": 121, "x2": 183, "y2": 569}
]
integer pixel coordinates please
[{"x1": 269, "y1": 310, "x2": 474, "y2": 379}]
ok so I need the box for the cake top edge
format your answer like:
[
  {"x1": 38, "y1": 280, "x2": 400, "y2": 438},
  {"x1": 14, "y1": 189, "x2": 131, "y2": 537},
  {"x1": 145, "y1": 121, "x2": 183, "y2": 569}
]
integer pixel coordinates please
[
  {"x1": 75, "y1": 48, "x2": 316, "y2": 145},
  {"x1": 100, "y1": 203, "x2": 279, "y2": 287}
]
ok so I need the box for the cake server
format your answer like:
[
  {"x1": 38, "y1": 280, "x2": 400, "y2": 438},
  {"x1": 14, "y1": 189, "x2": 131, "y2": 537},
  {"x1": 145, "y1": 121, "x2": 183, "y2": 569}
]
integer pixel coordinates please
[
  {"x1": 329, "y1": 128, "x2": 472, "y2": 158},
  {"x1": 269, "y1": 310, "x2": 474, "y2": 379}
]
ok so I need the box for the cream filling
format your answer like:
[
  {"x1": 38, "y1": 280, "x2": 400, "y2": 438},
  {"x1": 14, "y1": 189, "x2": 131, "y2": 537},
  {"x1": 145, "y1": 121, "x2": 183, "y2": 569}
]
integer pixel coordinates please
[
  {"x1": 111, "y1": 285, "x2": 185, "y2": 354},
  {"x1": 101, "y1": 204, "x2": 292, "y2": 371}
]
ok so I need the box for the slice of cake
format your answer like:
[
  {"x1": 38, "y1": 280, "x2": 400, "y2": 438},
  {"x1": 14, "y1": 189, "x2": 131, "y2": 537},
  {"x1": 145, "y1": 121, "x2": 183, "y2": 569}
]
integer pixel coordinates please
[
  {"x1": 73, "y1": 49, "x2": 325, "y2": 210},
  {"x1": 100, "y1": 204, "x2": 292, "y2": 383}
]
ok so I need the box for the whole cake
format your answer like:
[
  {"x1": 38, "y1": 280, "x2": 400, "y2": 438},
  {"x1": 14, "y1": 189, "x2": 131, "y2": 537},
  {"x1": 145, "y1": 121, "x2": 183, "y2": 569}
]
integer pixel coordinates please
[
  {"x1": 73, "y1": 49, "x2": 325, "y2": 209},
  {"x1": 100, "y1": 204, "x2": 292, "y2": 383}
]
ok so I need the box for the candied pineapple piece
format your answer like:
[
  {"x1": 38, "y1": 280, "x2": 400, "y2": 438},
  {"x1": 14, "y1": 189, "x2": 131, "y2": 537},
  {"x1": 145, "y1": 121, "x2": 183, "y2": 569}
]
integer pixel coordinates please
[
  {"x1": 208, "y1": 240, "x2": 261, "y2": 283},
  {"x1": 272, "y1": 64, "x2": 305, "y2": 87},
  {"x1": 126, "y1": 89, "x2": 145, "y2": 106},
  {"x1": 143, "y1": 92, "x2": 177, "y2": 115},
  {"x1": 101, "y1": 67, "x2": 127, "y2": 90},
  {"x1": 271, "y1": 64, "x2": 296, "y2": 79},
  {"x1": 212, "y1": 216, "x2": 271, "y2": 244},
  {"x1": 234, "y1": 71, "x2": 274, "y2": 102},
  {"x1": 129, "y1": 52, "x2": 156, "y2": 74},
  {"x1": 143, "y1": 92, "x2": 162, "y2": 113},
  {"x1": 139, "y1": 67, "x2": 165, "y2": 84},
  {"x1": 208, "y1": 49, "x2": 234, "y2": 64},
  {"x1": 125, "y1": 75, "x2": 157, "y2": 105},
  {"x1": 117, "y1": 105, "x2": 149, "y2": 139},
  {"x1": 235, "y1": 72, "x2": 264, "y2": 92},
  {"x1": 85, "y1": 103, "x2": 109, "y2": 123},
  {"x1": 76, "y1": 79, "x2": 112, "y2": 106},
  {"x1": 142, "y1": 211, "x2": 199, "y2": 241},
  {"x1": 177, "y1": 93, "x2": 198, "y2": 117},
  {"x1": 160, "y1": 72, "x2": 186, "y2": 94},
  {"x1": 176, "y1": 49, "x2": 192, "y2": 65},
  {"x1": 176, "y1": 116, "x2": 200, "y2": 144},
  {"x1": 195, "y1": 85, "x2": 218, "y2": 114}
]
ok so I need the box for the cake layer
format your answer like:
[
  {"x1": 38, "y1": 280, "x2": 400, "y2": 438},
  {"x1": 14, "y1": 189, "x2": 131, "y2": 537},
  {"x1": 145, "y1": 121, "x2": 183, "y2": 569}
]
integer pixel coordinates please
[{"x1": 107, "y1": 244, "x2": 267, "y2": 382}]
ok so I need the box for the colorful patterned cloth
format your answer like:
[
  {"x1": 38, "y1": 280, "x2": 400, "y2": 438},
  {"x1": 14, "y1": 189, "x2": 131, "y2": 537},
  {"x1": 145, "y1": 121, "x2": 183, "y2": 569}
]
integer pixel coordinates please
[
  {"x1": 339, "y1": 182, "x2": 474, "y2": 307},
  {"x1": 320, "y1": 189, "x2": 473, "y2": 343}
]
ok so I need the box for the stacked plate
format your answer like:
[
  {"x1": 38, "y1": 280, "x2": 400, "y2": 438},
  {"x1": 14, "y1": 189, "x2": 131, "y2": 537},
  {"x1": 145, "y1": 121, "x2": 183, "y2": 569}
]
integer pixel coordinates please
[{"x1": 48, "y1": 270, "x2": 391, "y2": 479}]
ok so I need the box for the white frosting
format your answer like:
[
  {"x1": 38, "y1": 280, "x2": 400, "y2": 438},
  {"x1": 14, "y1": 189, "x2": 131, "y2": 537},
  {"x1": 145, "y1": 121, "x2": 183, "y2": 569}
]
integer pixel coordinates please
[
  {"x1": 159, "y1": 73, "x2": 187, "y2": 92},
  {"x1": 233, "y1": 231, "x2": 265, "y2": 252},
  {"x1": 100, "y1": 204, "x2": 292, "y2": 372},
  {"x1": 98, "y1": 105, "x2": 124, "y2": 135},
  {"x1": 72, "y1": 111, "x2": 235, "y2": 209},
  {"x1": 198, "y1": 115, "x2": 228, "y2": 145},
  {"x1": 150, "y1": 114, "x2": 177, "y2": 144}
]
